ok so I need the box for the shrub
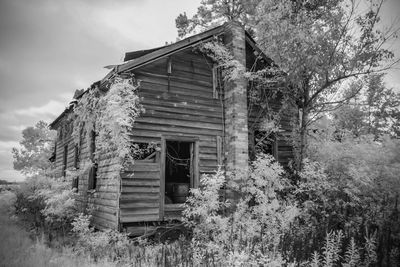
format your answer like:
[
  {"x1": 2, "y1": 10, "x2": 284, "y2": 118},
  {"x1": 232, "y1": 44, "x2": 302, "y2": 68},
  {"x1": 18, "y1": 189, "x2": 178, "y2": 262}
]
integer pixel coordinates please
[
  {"x1": 14, "y1": 174, "x2": 78, "y2": 239},
  {"x1": 71, "y1": 214, "x2": 131, "y2": 262},
  {"x1": 283, "y1": 136, "x2": 400, "y2": 265},
  {"x1": 183, "y1": 154, "x2": 298, "y2": 266}
]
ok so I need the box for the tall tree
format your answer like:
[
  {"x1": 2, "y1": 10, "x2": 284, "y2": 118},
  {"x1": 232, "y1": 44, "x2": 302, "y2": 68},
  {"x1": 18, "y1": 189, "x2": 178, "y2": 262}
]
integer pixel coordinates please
[
  {"x1": 175, "y1": 0, "x2": 260, "y2": 38},
  {"x1": 364, "y1": 73, "x2": 400, "y2": 137},
  {"x1": 12, "y1": 121, "x2": 56, "y2": 176},
  {"x1": 333, "y1": 74, "x2": 400, "y2": 139},
  {"x1": 255, "y1": 0, "x2": 399, "y2": 168}
]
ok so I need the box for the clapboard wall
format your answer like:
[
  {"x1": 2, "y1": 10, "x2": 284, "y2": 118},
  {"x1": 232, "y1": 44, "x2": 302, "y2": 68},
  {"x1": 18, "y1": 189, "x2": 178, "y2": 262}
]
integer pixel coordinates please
[
  {"x1": 53, "y1": 120, "x2": 120, "y2": 230},
  {"x1": 119, "y1": 48, "x2": 223, "y2": 224}
]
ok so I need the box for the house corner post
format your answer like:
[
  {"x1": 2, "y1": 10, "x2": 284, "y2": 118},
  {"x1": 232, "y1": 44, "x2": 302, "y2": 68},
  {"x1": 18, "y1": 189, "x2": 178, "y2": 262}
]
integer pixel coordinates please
[{"x1": 223, "y1": 21, "x2": 249, "y2": 187}]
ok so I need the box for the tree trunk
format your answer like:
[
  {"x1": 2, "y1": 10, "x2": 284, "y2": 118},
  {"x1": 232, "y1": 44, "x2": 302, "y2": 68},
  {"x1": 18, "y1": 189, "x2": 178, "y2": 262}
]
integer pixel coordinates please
[
  {"x1": 297, "y1": 81, "x2": 310, "y2": 171},
  {"x1": 298, "y1": 107, "x2": 308, "y2": 171}
]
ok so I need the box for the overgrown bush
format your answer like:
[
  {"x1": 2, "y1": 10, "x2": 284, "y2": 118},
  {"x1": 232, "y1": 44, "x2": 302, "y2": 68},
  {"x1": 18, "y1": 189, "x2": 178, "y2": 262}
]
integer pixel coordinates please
[
  {"x1": 71, "y1": 214, "x2": 131, "y2": 261},
  {"x1": 183, "y1": 154, "x2": 298, "y2": 266},
  {"x1": 283, "y1": 136, "x2": 400, "y2": 265},
  {"x1": 14, "y1": 174, "x2": 78, "y2": 239}
]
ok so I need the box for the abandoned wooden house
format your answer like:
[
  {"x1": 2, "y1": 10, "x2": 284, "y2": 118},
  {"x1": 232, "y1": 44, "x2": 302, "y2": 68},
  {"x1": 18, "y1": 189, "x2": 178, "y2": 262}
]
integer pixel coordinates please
[{"x1": 49, "y1": 22, "x2": 293, "y2": 234}]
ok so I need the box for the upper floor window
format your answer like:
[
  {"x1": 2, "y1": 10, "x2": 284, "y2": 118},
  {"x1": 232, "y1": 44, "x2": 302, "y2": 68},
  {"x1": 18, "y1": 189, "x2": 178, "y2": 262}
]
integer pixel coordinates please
[{"x1": 212, "y1": 65, "x2": 223, "y2": 99}]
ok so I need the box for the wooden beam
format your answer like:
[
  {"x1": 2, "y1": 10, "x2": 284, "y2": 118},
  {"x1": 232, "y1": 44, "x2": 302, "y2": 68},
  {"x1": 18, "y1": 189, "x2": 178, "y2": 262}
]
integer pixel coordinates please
[{"x1": 159, "y1": 136, "x2": 166, "y2": 220}]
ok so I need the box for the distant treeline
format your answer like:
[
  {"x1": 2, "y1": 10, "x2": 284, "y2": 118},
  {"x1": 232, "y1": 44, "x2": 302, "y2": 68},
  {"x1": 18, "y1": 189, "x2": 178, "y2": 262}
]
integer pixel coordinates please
[{"x1": 0, "y1": 179, "x2": 17, "y2": 185}]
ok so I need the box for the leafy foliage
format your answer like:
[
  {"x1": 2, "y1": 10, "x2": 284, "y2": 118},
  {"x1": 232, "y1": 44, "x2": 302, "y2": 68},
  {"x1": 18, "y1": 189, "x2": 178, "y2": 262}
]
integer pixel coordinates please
[
  {"x1": 12, "y1": 121, "x2": 56, "y2": 176},
  {"x1": 255, "y1": 0, "x2": 398, "y2": 167},
  {"x1": 333, "y1": 74, "x2": 400, "y2": 139},
  {"x1": 175, "y1": 0, "x2": 260, "y2": 38},
  {"x1": 284, "y1": 135, "x2": 400, "y2": 265},
  {"x1": 14, "y1": 174, "x2": 78, "y2": 237},
  {"x1": 71, "y1": 214, "x2": 131, "y2": 261},
  {"x1": 183, "y1": 155, "x2": 297, "y2": 265},
  {"x1": 70, "y1": 74, "x2": 143, "y2": 173}
]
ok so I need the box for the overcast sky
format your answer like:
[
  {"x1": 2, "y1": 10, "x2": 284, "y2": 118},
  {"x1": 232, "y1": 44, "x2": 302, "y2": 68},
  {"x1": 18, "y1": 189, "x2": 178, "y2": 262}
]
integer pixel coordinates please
[{"x1": 0, "y1": 0, "x2": 399, "y2": 182}]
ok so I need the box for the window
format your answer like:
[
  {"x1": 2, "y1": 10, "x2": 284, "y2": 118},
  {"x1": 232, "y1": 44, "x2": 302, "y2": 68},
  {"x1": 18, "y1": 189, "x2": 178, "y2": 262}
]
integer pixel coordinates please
[
  {"x1": 90, "y1": 130, "x2": 96, "y2": 161},
  {"x1": 49, "y1": 141, "x2": 56, "y2": 163},
  {"x1": 63, "y1": 144, "x2": 68, "y2": 177},
  {"x1": 74, "y1": 144, "x2": 80, "y2": 169},
  {"x1": 72, "y1": 144, "x2": 80, "y2": 191},
  {"x1": 88, "y1": 163, "x2": 97, "y2": 190},
  {"x1": 72, "y1": 176, "x2": 79, "y2": 191},
  {"x1": 212, "y1": 65, "x2": 223, "y2": 99},
  {"x1": 250, "y1": 130, "x2": 277, "y2": 160},
  {"x1": 131, "y1": 142, "x2": 158, "y2": 162},
  {"x1": 88, "y1": 130, "x2": 97, "y2": 190}
]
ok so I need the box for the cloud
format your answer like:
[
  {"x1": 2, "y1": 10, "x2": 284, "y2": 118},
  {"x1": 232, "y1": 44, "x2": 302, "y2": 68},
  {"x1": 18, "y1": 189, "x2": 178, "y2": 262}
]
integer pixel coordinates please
[
  {"x1": 0, "y1": 126, "x2": 23, "y2": 142},
  {"x1": 0, "y1": 0, "x2": 202, "y2": 182},
  {"x1": 0, "y1": 141, "x2": 20, "y2": 153},
  {"x1": 15, "y1": 100, "x2": 67, "y2": 118}
]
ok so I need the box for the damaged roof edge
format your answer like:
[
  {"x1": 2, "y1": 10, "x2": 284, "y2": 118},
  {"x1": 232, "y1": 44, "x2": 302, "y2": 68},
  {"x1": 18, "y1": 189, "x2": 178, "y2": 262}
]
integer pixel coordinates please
[
  {"x1": 50, "y1": 22, "x2": 270, "y2": 129},
  {"x1": 49, "y1": 81, "x2": 100, "y2": 129}
]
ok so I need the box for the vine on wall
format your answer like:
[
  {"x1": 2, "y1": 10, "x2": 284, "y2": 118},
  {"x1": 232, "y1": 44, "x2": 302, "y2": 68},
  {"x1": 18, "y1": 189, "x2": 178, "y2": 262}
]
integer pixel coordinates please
[
  {"x1": 198, "y1": 41, "x2": 284, "y2": 136},
  {"x1": 70, "y1": 74, "x2": 143, "y2": 174}
]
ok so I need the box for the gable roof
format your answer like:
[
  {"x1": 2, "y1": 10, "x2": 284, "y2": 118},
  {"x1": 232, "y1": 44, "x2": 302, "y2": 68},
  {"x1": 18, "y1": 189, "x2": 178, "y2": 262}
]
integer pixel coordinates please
[
  {"x1": 101, "y1": 22, "x2": 270, "y2": 83},
  {"x1": 123, "y1": 47, "x2": 164, "y2": 62},
  {"x1": 50, "y1": 22, "x2": 270, "y2": 129}
]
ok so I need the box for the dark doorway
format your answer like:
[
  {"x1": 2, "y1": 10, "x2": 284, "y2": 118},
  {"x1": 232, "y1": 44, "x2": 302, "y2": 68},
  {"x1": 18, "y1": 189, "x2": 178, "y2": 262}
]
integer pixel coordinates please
[{"x1": 164, "y1": 141, "x2": 193, "y2": 204}]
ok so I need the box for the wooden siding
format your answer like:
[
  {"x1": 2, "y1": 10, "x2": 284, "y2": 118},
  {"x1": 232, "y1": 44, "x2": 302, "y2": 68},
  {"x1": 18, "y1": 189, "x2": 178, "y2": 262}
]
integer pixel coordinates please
[
  {"x1": 133, "y1": 48, "x2": 223, "y2": 176},
  {"x1": 53, "y1": 124, "x2": 120, "y2": 230},
  {"x1": 120, "y1": 48, "x2": 223, "y2": 224},
  {"x1": 120, "y1": 162, "x2": 160, "y2": 223},
  {"x1": 51, "y1": 37, "x2": 294, "y2": 230}
]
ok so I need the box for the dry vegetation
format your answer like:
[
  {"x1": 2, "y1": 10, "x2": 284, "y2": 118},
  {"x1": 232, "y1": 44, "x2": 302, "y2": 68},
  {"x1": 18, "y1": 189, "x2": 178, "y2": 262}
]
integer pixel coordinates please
[{"x1": 0, "y1": 190, "x2": 116, "y2": 267}]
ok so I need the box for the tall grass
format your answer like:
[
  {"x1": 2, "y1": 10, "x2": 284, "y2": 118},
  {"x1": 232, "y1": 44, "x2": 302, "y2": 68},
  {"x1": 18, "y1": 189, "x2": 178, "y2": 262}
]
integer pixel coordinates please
[{"x1": 0, "y1": 190, "x2": 115, "y2": 267}]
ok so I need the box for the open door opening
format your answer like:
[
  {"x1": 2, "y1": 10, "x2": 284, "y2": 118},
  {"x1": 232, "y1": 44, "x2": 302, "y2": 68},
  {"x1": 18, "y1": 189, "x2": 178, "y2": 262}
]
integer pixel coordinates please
[{"x1": 164, "y1": 141, "x2": 193, "y2": 204}]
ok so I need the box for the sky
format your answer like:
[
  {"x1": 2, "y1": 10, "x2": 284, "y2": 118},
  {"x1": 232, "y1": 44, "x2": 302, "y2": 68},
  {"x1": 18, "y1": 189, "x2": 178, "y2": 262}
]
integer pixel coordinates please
[{"x1": 0, "y1": 0, "x2": 399, "y2": 182}]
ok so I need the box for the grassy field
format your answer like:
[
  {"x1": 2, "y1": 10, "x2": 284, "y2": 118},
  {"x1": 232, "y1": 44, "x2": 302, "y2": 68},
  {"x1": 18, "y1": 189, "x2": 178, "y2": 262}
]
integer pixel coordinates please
[{"x1": 0, "y1": 190, "x2": 117, "y2": 267}]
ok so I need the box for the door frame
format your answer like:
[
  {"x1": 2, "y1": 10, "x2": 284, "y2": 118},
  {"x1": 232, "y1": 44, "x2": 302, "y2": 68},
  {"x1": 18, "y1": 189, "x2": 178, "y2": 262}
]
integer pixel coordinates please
[{"x1": 160, "y1": 135, "x2": 199, "y2": 220}]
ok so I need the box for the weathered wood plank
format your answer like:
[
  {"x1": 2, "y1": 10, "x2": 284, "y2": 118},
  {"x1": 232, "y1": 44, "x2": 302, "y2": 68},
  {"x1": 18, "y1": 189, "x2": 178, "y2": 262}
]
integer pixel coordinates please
[
  {"x1": 143, "y1": 109, "x2": 222, "y2": 124},
  {"x1": 121, "y1": 179, "x2": 160, "y2": 187},
  {"x1": 120, "y1": 207, "x2": 159, "y2": 215},
  {"x1": 120, "y1": 214, "x2": 159, "y2": 223},
  {"x1": 132, "y1": 123, "x2": 222, "y2": 136},
  {"x1": 121, "y1": 187, "x2": 159, "y2": 193},
  {"x1": 120, "y1": 202, "x2": 159, "y2": 209},
  {"x1": 120, "y1": 193, "x2": 159, "y2": 201},
  {"x1": 135, "y1": 117, "x2": 223, "y2": 131},
  {"x1": 121, "y1": 171, "x2": 160, "y2": 179},
  {"x1": 140, "y1": 98, "x2": 222, "y2": 113}
]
